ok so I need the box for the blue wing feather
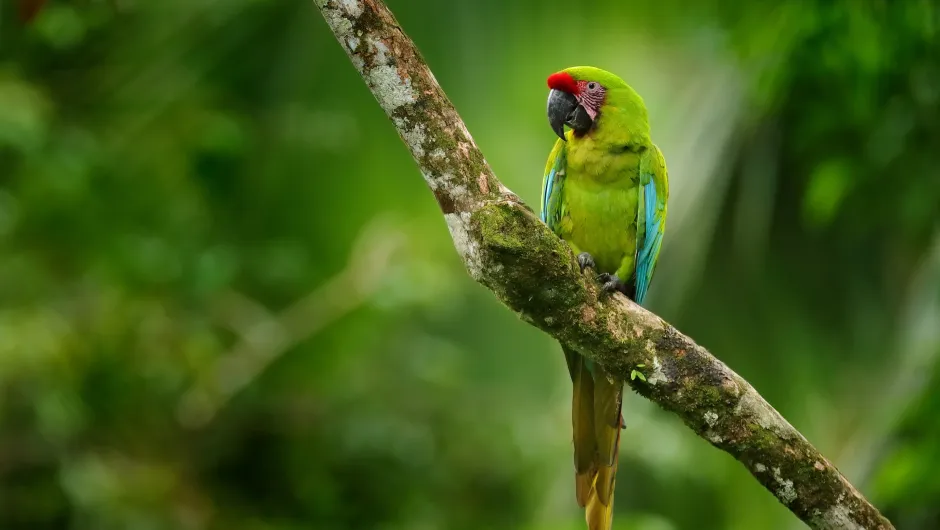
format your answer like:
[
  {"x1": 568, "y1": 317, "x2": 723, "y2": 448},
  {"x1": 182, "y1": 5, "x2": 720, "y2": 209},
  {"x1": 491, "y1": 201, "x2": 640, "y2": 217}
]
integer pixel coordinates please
[
  {"x1": 633, "y1": 147, "x2": 667, "y2": 305},
  {"x1": 634, "y1": 179, "x2": 662, "y2": 304},
  {"x1": 540, "y1": 167, "x2": 555, "y2": 223}
]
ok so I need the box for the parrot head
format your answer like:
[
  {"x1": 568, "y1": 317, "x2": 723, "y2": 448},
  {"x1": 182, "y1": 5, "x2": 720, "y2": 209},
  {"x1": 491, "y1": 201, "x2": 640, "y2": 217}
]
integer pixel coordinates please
[{"x1": 546, "y1": 66, "x2": 633, "y2": 141}]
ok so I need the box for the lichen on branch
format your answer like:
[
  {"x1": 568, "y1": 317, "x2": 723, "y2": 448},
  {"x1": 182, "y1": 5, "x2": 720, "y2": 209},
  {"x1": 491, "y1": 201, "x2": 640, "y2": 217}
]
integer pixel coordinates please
[{"x1": 312, "y1": 1, "x2": 895, "y2": 529}]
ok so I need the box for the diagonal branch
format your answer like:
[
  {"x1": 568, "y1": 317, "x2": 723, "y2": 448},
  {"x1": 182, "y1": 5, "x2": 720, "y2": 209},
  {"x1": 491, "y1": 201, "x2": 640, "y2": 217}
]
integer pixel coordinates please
[{"x1": 311, "y1": 1, "x2": 894, "y2": 529}]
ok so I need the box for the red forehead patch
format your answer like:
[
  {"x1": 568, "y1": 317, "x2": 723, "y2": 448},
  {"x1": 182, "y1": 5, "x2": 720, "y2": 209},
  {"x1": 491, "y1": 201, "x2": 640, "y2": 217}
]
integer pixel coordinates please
[{"x1": 547, "y1": 72, "x2": 579, "y2": 94}]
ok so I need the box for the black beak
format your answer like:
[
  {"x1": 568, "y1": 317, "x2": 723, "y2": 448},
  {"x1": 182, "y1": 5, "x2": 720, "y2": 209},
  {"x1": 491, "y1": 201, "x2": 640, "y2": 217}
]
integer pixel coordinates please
[{"x1": 547, "y1": 89, "x2": 592, "y2": 141}]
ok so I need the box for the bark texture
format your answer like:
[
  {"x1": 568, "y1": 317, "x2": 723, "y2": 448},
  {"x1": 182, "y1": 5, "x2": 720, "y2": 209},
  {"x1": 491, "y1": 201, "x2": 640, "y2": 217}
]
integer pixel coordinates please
[{"x1": 312, "y1": 1, "x2": 895, "y2": 528}]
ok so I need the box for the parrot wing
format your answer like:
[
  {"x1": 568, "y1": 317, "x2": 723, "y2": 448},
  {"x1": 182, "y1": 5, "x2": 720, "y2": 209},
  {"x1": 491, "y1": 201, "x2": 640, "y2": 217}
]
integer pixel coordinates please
[
  {"x1": 540, "y1": 137, "x2": 568, "y2": 232},
  {"x1": 634, "y1": 144, "x2": 669, "y2": 305}
]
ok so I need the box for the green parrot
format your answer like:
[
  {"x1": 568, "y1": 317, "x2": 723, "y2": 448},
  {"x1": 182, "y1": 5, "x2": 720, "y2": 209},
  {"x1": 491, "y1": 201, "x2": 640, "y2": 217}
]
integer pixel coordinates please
[{"x1": 540, "y1": 66, "x2": 669, "y2": 530}]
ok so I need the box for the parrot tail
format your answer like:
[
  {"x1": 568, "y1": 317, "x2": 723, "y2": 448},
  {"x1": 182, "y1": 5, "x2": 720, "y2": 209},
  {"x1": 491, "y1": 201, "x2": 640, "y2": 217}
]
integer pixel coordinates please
[{"x1": 564, "y1": 345, "x2": 624, "y2": 530}]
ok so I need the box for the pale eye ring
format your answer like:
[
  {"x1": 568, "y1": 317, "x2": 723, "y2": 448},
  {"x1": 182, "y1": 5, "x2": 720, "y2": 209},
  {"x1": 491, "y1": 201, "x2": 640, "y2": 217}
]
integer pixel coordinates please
[{"x1": 587, "y1": 82, "x2": 598, "y2": 91}]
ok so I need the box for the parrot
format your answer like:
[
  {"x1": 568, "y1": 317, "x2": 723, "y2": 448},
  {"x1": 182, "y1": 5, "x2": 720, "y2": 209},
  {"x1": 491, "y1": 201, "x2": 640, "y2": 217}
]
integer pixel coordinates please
[{"x1": 540, "y1": 66, "x2": 669, "y2": 530}]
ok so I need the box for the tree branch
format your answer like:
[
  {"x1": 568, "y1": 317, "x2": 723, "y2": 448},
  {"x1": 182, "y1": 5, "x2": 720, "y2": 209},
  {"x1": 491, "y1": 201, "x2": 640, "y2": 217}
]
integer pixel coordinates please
[{"x1": 311, "y1": 1, "x2": 894, "y2": 528}]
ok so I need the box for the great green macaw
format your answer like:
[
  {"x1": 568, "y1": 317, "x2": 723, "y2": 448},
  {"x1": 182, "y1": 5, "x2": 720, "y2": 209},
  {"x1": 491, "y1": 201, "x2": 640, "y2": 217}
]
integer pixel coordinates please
[{"x1": 541, "y1": 66, "x2": 669, "y2": 530}]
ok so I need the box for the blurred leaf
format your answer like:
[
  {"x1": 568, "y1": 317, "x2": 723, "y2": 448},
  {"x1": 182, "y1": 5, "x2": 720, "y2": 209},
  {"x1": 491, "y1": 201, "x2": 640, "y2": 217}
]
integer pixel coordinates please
[
  {"x1": 802, "y1": 158, "x2": 852, "y2": 229},
  {"x1": 0, "y1": 73, "x2": 50, "y2": 152},
  {"x1": 32, "y1": 4, "x2": 87, "y2": 50}
]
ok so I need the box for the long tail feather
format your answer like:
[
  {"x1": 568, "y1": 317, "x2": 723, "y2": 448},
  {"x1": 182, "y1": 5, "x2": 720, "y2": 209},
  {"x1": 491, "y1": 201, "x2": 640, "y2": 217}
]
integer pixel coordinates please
[
  {"x1": 562, "y1": 346, "x2": 624, "y2": 530},
  {"x1": 567, "y1": 347, "x2": 597, "y2": 507},
  {"x1": 586, "y1": 485, "x2": 615, "y2": 530}
]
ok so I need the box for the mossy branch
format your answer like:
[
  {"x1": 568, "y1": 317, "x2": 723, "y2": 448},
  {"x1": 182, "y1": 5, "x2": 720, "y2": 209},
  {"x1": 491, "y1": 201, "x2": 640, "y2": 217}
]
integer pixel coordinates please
[{"x1": 311, "y1": 1, "x2": 894, "y2": 529}]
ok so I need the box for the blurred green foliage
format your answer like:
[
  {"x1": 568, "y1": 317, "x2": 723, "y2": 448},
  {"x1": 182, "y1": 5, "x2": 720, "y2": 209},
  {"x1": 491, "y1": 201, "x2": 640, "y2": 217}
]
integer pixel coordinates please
[{"x1": 0, "y1": 0, "x2": 938, "y2": 529}]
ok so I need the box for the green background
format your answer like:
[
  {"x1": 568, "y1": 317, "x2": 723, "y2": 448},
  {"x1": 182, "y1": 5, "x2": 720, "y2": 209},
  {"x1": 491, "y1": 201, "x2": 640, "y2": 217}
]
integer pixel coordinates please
[{"x1": 1, "y1": 0, "x2": 939, "y2": 528}]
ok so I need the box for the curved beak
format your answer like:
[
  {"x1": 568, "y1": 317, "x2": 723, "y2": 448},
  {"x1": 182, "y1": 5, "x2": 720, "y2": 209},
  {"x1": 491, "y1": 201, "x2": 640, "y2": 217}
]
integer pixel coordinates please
[{"x1": 546, "y1": 89, "x2": 592, "y2": 141}]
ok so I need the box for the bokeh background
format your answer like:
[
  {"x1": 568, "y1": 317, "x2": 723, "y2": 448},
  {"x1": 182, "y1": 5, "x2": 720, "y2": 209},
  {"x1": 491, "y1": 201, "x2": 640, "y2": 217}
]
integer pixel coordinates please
[{"x1": 1, "y1": 0, "x2": 939, "y2": 529}]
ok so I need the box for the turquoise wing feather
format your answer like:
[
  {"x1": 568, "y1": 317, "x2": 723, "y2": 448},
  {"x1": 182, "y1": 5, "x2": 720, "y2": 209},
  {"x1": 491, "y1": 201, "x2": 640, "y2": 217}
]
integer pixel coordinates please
[
  {"x1": 540, "y1": 138, "x2": 567, "y2": 232},
  {"x1": 633, "y1": 145, "x2": 669, "y2": 305}
]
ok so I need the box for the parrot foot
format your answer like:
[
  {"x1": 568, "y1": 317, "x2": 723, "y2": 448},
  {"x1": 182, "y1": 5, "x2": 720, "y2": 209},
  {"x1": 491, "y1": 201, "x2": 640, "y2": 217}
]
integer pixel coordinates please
[
  {"x1": 576, "y1": 252, "x2": 596, "y2": 273},
  {"x1": 597, "y1": 273, "x2": 629, "y2": 295},
  {"x1": 577, "y1": 253, "x2": 629, "y2": 296}
]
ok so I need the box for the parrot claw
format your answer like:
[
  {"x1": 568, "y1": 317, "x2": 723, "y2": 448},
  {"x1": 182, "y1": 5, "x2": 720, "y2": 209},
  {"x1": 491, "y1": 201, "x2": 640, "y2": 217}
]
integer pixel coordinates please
[
  {"x1": 576, "y1": 252, "x2": 596, "y2": 273},
  {"x1": 597, "y1": 273, "x2": 629, "y2": 295},
  {"x1": 577, "y1": 255, "x2": 629, "y2": 296}
]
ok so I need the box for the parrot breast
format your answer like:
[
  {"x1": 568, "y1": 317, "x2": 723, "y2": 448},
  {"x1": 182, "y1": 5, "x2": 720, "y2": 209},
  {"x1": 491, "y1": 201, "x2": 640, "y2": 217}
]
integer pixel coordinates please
[{"x1": 557, "y1": 135, "x2": 641, "y2": 279}]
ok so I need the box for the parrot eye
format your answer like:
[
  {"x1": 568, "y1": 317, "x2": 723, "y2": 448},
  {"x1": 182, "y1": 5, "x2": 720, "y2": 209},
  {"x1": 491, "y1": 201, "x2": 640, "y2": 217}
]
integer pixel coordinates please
[{"x1": 587, "y1": 82, "x2": 598, "y2": 91}]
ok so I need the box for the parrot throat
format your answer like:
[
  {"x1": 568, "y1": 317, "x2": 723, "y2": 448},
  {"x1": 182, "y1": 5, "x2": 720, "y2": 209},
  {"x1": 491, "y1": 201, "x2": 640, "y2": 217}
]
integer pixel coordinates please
[{"x1": 572, "y1": 111, "x2": 599, "y2": 138}]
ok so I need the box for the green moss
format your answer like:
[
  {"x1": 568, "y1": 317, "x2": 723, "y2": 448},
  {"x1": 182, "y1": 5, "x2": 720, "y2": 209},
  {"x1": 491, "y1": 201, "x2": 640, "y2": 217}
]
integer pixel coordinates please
[
  {"x1": 688, "y1": 385, "x2": 724, "y2": 415},
  {"x1": 437, "y1": 130, "x2": 459, "y2": 152},
  {"x1": 475, "y1": 203, "x2": 529, "y2": 251},
  {"x1": 746, "y1": 423, "x2": 780, "y2": 452},
  {"x1": 469, "y1": 202, "x2": 590, "y2": 334}
]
